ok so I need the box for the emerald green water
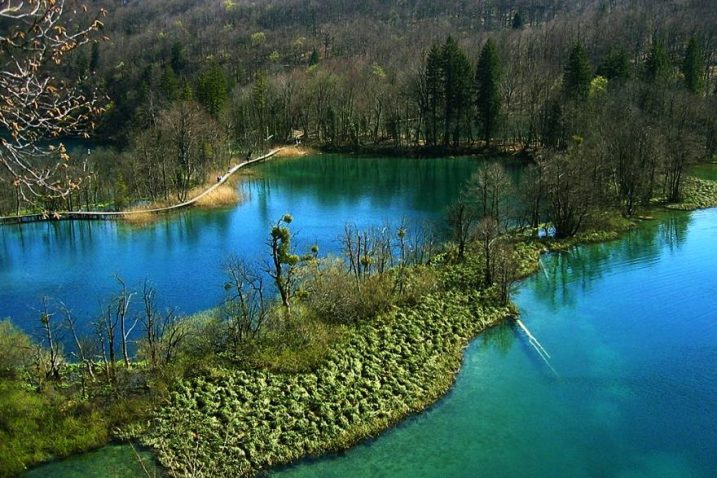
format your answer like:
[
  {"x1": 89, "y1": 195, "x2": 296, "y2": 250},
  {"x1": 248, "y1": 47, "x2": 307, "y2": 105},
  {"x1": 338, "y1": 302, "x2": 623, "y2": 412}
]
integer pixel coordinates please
[
  {"x1": 276, "y1": 209, "x2": 717, "y2": 478},
  {"x1": 7, "y1": 156, "x2": 716, "y2": 477},
  {"x1": 23, "y1": 445, "x2": 156, "y2": 478}
]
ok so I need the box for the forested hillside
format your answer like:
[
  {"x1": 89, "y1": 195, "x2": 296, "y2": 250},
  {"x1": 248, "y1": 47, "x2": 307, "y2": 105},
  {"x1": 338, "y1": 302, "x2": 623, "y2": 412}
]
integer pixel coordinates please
[
  {"x1": 90, "y1": 0, "x2": 716, "y2": 143},
  {"x1": 1, "y1": 0, "x2": 716, "y2": 220}
]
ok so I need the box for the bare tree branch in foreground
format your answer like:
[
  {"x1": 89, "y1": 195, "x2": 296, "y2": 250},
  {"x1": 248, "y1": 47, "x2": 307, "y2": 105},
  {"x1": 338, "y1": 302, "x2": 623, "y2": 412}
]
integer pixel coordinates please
[{"x1": 0, "y1": 0, "x2": 107, "y2": 205}]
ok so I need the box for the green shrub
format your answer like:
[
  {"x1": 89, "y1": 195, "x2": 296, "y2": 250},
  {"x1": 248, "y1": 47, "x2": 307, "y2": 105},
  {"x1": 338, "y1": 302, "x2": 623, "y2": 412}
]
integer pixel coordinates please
[
  {"x1": 0, "y1": 380, "x2": 110, "y2": 477},
  {"x1": 301, "y1": 260, "x2": 394, "y2": 325},
  {"x1": 0, "y1": 320, "x2": 33, "y2": 378},
  {"x1": 248, "y1": 307, "x2": 347, "y2": 373}
]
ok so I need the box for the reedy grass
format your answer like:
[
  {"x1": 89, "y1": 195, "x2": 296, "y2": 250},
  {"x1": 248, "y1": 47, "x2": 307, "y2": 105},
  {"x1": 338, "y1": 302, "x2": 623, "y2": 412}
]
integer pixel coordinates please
[
  {"x1": 273, "y1": 146, "x2": 316, "y2": 158},
  {"x1": 193, "y1": 184, "x2": 242, "y2": 208},
  {"x1": 665, "y1": 177, "x2": 717, "y2": 211}
]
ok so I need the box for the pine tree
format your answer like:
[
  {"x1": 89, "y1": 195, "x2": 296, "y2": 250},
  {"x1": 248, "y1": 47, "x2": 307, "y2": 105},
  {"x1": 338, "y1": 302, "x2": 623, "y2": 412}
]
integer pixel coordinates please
[
  {"x1": 170, "y1": 41, "x2": 187, "y2": 73},
  {"x1": 682, "y1": 36, "x2": 704, "y2": 94},
  {"x1": 160, "y1": 65, "x2": 180, "y2": 101},
  {"x1": 196, "y1": 65, "x2": 228, "y2": 118},
  {"x1": 252, "y1": 71, "x2": 269, "y2": 145},
  {"x1": 512, "y1": 12, "x2": 524, "y2": 29},
  {"x1": 424, "y1": 44, "x2": 444, "y2": 146},
  {"x1": 563, "y1": 42, "x2": 592, "y2": 101},
  {"x1": 450, "y1": 47, "x2": 473, "y2": 146},
  {"x1": 309, "y1": 49, "x2": 320, "y2": 66},
  {"x1": 475, "y1": 39, "x2": 502, "y2": 147},
  {"x1": 597, "y1": 46, "x2": 631, "y2": 82},
  {"x1": 643, "y1": 41, "x2": 670, "y2": 84},
  {"x1": 442, "y1": 36, "x2": 473, "y2": 146}
]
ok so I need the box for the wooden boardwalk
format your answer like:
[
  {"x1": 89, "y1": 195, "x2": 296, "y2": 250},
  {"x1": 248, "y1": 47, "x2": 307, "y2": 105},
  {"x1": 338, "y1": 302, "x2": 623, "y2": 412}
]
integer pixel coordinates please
[{"x1": 0, "y1": 148, "x2": 282, "y2": 225}]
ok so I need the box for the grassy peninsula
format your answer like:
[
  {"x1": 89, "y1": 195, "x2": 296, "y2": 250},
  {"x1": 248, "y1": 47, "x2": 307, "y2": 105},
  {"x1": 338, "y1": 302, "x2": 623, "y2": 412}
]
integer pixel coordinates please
[{"x1": 133, "y1": 246, "x2": 538, "y2": 476}]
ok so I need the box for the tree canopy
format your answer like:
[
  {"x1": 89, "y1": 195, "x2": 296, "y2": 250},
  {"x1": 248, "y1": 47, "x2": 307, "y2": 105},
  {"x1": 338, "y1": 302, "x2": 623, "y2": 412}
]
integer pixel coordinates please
[
  {"x1": 563, "y1": 42, "x2": 592, "y2": 101},
  {"x1": 682, "y1": 36, "x2": 704, "y2": 94}
]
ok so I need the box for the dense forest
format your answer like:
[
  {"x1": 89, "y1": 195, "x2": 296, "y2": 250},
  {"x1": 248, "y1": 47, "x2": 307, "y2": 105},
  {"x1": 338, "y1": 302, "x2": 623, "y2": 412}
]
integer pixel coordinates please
[{"x1": 1, "y1": 0, "x2": 716, "y2": 223}]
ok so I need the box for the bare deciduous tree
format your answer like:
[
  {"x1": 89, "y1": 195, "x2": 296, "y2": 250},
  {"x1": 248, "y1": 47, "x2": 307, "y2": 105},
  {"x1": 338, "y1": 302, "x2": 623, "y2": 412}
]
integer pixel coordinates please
[
  {"x1": 113, "y1": 275, "x2": 137, "y2": 368},
  {"x1": 36, "y1": 297, "x2": 63, "y2": 380},
  {"x1": 140, "y1": 280, "x2": 185, "y2": 368},
  {"x1": 476, "y1": 216, "x2": 500, "y2": 286},
  {"x1": 0, "y1": 1, "x2": 107, "y2": 203},
  {"x1": 492, "y1": 242, "x2": 519, "y2": 305},
  {"x1": 447, "y1": 199, "x2": 476, "y2": 262},
  {"x1": 223, "y1": 257, "x2": 268, "y2": 356},
  {"x1": 61, "y1": 303, "x2": 95, "y2": 379}
]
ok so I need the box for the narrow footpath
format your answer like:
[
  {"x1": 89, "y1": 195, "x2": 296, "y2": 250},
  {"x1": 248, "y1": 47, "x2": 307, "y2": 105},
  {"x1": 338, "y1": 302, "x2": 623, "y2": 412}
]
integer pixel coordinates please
[{"x1": 0, "y1": 148, "x2": 283, "y2": 225}]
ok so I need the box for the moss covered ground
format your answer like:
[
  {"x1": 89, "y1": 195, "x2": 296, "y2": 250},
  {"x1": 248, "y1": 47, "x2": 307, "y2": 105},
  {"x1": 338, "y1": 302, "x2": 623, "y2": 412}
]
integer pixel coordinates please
[
  {"x1": 665, "y1": 177, "x2": 717, "y2": 211},
  {"x1": 134, "y1": 256, "x2": 522, "y2": 477}
]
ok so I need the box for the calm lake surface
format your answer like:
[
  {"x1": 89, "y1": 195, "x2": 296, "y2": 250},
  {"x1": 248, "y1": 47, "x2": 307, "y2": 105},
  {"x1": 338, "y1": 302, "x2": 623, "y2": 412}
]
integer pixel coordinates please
[
  {"x1": 10, "y1": 155, "x2": 717, "y2": 477},
  {"x1": 1, "y1": 154, "x2": 488, "y2": 336}
]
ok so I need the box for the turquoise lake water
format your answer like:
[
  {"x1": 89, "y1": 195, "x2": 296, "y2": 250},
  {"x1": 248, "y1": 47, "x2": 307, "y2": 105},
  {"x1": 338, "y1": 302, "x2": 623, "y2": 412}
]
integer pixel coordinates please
[
  {"x1": 9, "y1": 155, "x2": 716, "y2": 477},
  {"x1": 1, "y1": 154, "x2": 491, "y2": 336},
  {"x1": 276, "y1": 209, "x2": 717, "y2": 478}
]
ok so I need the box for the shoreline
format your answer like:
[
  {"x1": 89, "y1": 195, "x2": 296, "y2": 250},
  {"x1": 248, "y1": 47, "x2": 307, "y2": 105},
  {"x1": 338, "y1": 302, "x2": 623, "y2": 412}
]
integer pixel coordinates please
[
  {"x1": 16, "y1": 206, "x2": 711, "y2": 477},
  {"x1": 134, "y1": 243, "x2": 541, "y2": 477},
  {"x1": 138, "y1": 294, "x2": 519, "y2": 477},
  {"x1": 10, "y1": 164, "x2": 717, "y2": 476}
]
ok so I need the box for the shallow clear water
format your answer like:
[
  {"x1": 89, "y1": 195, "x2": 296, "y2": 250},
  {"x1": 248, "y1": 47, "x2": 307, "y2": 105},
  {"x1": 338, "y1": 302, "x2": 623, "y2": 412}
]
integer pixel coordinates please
[
  {"x1": 22, "y1": 445, "x2": 156, "y2": 478},
  {"x1": 276, "y1": 209, "x2": 717, "y2": 478}
]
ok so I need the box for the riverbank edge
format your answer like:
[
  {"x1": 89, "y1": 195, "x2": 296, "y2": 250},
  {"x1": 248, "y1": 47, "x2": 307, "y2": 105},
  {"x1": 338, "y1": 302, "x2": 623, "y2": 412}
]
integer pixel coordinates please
[
  {"x1": 129, "y1": 243, "x2": 542, "y2": 477},
  {"x1": 0, "y1": 148, "x2": 293, "y2": 226},
  {"x1": 2, "y1": 222, "x2": 625, "y2": 477},
  {"x1": 152, "y1": 211, "x2": 676, "y2": 477},
  {"x1": 316, "y1": 143, "x2": 529, "y2": 160}
]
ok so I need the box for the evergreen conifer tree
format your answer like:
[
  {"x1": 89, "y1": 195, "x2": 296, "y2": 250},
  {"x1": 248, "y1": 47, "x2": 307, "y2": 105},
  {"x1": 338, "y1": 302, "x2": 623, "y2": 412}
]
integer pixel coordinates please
[
  {"x1": 563, "y1": 42, "x2": 592, "y2": 101},
  {"x1": 512, "y1": 12, "x2": 524, "y2": 29},
  {"x1": 425, "y1": 44, "x2": 444, "y2": 146},
  {"x1": 475, "y1": 39, "x2": 502, "y2": 147},
  {"x1": 196, "y1": 65, "x2": 228, "y2": 118},
  {"x1": 597, "y1": 46, "x2": 631, "y2": 81},
  {"x1": 682, "y1": 36, "x2": 704, "y2": 94},
  {"x1": 442, "y1": 36, "x2": 473, "y2": 146},
  {"x1": 643, "y1": 41, "x2": 671, "y2": 84}
]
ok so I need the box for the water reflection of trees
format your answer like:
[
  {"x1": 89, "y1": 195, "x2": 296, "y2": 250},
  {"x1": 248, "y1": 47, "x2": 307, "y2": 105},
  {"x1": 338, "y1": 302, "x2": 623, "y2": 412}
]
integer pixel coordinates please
[
  {"x1": 254, "y1": 155, "x2": 523, "y2": 213},
  {"x1": 530, "y1": 212, "x2": 691, "y2": 311}
]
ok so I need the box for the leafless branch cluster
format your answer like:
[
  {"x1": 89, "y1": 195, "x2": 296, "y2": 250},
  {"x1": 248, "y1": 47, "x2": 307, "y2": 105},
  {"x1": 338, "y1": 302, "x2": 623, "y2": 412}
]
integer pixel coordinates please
[
  {"x1": 0, "y1": 0, "x2": 107, "y2": 202},
  {"x1": 223, "y1": 257, "x2": 269, "y2": 354}
]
